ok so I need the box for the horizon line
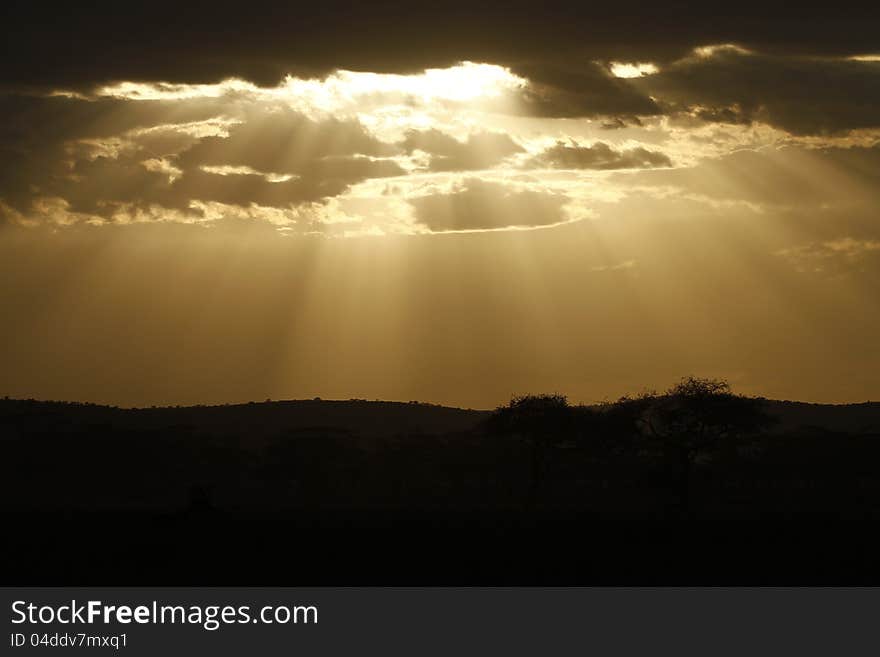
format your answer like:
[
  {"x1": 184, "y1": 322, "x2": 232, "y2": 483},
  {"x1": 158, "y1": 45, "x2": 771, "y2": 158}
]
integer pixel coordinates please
[{"x1": 3, "y1": 394, "x2": 879, "y2": 412}]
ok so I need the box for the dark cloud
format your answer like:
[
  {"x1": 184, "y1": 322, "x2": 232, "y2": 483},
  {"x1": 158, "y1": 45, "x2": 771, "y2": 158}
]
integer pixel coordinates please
[
  {"x1": 4, "y1": 1, "x2": 878, "y2": 91},
  {"x1": 0, "y1": 93, "x2": 229, "y2": 210},
  {"x1": 399, "y1": 130, "x2": 522, "y2": 171},
  {"x1": 3, "y1": 4, "x2": 879, "y2": 139},
  {"x1": 530, "y1": 141, "x2": 671, "y2": 170},
  {"x1": 172, "y1": 157, "x2": 404, "y2": 209},
  {"x1": 637, "y1": 50, "x2": 880, "y2": 134},
  {"x1": 409, "y1": 179, "x2": 569, "y2": 232},
  {"x1": 690, "y1": 105, "x2": 752, "y2": 126},
  {"x1": 176, "y1": 108, "x2": 395, "y2": 173},
  {"x1": 506, "y1": 64, "x2": 661, "y2": 119},
  {"x1": 50, "y1": 154, "x2": 404, "y2": 217},
  {"x1": 600, "y1": 117, "x2": 643, "y2": 130},
  {"x1": 0, "y1": 93, "x2": 230, "y2": 148},
  {"x1": 0, "y1": 93, "x2": 406, "y2": 220}
]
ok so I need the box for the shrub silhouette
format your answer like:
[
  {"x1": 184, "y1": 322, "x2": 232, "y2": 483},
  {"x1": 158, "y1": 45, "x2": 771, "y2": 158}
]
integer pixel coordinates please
[
  {"x1": 488, "y1": 393, "x2": 576, "y2": 504},
  {"x1": 619, "y1": 377, "x2": 775, "y2": 509}
]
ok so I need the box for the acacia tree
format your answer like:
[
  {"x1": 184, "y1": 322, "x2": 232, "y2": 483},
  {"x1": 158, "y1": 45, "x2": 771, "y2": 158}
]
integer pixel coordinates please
[
  {"x1": 488, "y1": 394, "x2": 574, "y2": 504},
  {"x1": 625, "y1": 377, "x2": 773, "y2": 510}
]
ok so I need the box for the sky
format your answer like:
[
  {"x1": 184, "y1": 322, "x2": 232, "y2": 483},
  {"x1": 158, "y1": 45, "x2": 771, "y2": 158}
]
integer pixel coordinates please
[{"x1": 2, "y1": 1, "x2": 880, "y2": 407}]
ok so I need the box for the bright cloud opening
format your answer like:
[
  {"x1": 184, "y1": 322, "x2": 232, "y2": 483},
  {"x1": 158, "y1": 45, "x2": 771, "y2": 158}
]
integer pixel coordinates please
[
  {"x1": 609, "y1": 62, "x2": 659, "y2": 78},
  {"x1": 94, "y1": 62, "x2": 526, "y2": 107}
]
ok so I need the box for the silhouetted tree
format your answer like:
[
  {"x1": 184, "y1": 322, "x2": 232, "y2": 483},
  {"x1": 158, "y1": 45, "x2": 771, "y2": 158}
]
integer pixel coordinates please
[
  {"x1": 585, "y1": 401, "x2": 642, "y2": 459},
  {"x1": 488, "y1": 394, "x2": 574, "y2": 504},
  {"x1": 623, "y1": 377, "x2": 774, "y2": 510}
]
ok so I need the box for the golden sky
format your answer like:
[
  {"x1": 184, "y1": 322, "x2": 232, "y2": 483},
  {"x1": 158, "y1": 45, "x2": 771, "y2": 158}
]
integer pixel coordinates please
[{"x1": 2, "y1": 18, "x2": 880, "y2": 406}]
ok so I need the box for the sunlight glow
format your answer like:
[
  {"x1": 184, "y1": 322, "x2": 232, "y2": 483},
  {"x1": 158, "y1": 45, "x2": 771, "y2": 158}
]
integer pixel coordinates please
[
  {"x1": 96, "y1": 79, "x2": 259, "y2": 101},
  {"x1": 94, "y1": 63, "x2": 526, "y2": 107},
  {"x1": 692, "y1": 44, "x2": 752, "y2": 58},
  {"x1": 200, "y1": 165, "x2": 298, "y2": 183},
  {"x1": 282, "y1": 62, "x2": 525, "y2": 105},
  {"x1": 609, "y1": 62, "x2": 659, "y2": 78}
]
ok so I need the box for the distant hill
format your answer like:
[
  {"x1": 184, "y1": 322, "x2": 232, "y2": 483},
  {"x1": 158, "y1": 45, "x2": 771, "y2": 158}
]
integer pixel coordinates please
[
  {"x1": 0, "y1": 398, "x2": 490, "y2": 440},
  {"x1": 1, "y1": 396, "x2": 880, "y2": 439},
  {"x1": 760, "y1": 399, "x2": 880, "y2": 435}
]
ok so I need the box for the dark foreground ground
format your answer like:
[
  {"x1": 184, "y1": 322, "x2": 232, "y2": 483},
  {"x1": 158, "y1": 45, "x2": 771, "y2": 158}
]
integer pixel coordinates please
[
  {"x1": 3, "y1": 397, "x2": 880, "y2": 584},
  {"x1": 5, "y1": 510, "x2": 879, "y2": 584}
]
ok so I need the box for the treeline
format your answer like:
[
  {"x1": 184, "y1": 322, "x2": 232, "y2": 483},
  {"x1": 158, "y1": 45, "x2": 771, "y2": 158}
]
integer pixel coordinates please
[{"x1": 2, "y1": 378, "x2": 880, "y2": 514}]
